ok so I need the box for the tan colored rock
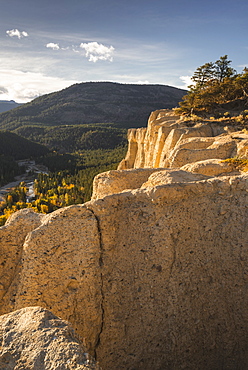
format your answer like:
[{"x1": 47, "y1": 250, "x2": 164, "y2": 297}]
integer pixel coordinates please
[
  {"x1": 237, "y1": 138, "x2": 248, "y2": 158},
  {"x1": 173, "y1": 136, "x2": 216, "y2": 151},
  {"x1": 0, "y1": 209, "x2": 44, "y2": 316},
  {"x1": 143, "y1": 110, "x2": 180, "y2": 167},
  {"x1": 141, "y1": 169, "x2": 208, "y2": 187},
  {"x1": 1, "y1": 109, "x2": 248, "y2": 370},
  {"x1": 1, "y1": 173, "x2": 248, "y2": 369},
  {"x1": 119, "y1": 109, "x2": 248, "y2": 170},
  {"x1": 92, "y1": 168, "x2": 164, "y2": 200},
  {"x1": 118, "y1": 127, "x2": 147, "y2": 170},
  {"x1": 181, "y1": 158, "x2": 239, "y2": 176},
  {"x1": 167, "y1": 135, "x2": 237, "y2": 168},
  {"x1": 152, "y1": 125, "x2": 175, "y2": 167},
  {"x1": 0, "y1": 306, "x2": 98, "y2": 369},
  {"x1": 89, "y1": 174, "x2": 248, "y2": 369},
  {"x1": 13, "y1": 205, "x2": 102, "y2": 355},
  {"x1": 118, "y1": 109, "x2": 180, "y2": 170}
]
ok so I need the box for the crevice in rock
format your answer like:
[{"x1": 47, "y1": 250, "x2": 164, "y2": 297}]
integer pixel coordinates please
[
  {"x1": 87, "y1": 207, "x2": 105, "y2": 361},
  {"x1": 169, "y1": 233, "x2": 177, "y2": 278}
]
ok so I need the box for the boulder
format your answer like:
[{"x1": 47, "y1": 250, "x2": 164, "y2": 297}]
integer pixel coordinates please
[
  {"x1": 92, "y1": 168, "x2": 164, "y2": 199},
  {"x1": 12, "y1": 205, "x2": 102, "y2": 355},
  {"x1": 0, "y1": 306, "x2": 98, "y2": 369},
  {"x1": 181, "y1": 158, "x2": 238, "y2": 176}
]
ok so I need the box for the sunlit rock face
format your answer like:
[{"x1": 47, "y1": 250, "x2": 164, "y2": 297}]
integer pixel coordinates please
[
  {"x1": 1, "y1": 172, "x2": 248, "y2": 369},
  {"x1": 118, "y1": 109, "x2": 248, "y2": 170},
  {"x1": 1, "y1": 109, "x2": 248, "y2": 370},
  {"x1": 0, "y1": 306, "x2": 98, "y2": 369}
]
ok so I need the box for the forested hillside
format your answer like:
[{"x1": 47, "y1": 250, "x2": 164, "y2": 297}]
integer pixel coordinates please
[
  {"x1": 0, "y1": 81, "x2": 186, "y2": 224},
  {"x1": 0, "y1": 131, "x2": 49, "y2": 159},
  {"x1": 13, "y1": 123, "x2": 127, "y2": 152},
  {"x1": 0, "y1": 82, "x2": 186, "y2": 131},
  {"x1": 0, "y1": 131, "x2": 49, "y2": 187},
  {"x1": 0, "y1": 156, "x2": 22, "y2": 187}
]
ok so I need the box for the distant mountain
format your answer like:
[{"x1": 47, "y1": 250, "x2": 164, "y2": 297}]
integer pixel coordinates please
[
  {"x1": 0, "y1": 82, "x2": 187, "y2": 131},
  {"x1": 0, "y1": 100, "x2": 21, "y2": 114}
]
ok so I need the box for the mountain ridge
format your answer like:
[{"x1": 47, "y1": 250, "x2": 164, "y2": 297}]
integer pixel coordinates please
[{"x1": 0, "y1": 82, "x2": 187, "y2": 130}]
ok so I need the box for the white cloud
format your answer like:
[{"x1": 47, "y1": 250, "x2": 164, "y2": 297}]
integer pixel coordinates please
[
  {"x1": 46, "y1": 42, "x2": 60, "y2": 50},
  {"x1": 6, "y1": 29, "x2": 29, "y2": 39},
  {"x1": 179, "y1": 75, "x2": 193, "y2": 88},
  {"x1": 80, "y1": 41, "x2": 115, "y2": 62},
  {"x1": 0, "y1": 69, "x2": 78, "y2": 103}
]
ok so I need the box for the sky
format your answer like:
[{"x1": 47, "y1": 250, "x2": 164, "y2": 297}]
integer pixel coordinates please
[{"x1": 0, "y1": 0, "x2": 248, "y2": 103}]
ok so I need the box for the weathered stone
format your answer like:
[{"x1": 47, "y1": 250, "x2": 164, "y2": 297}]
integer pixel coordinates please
[
  {"x1": 13, "y1": 205, "x2": 102, "y2": 355},
  {"x1": 89, "y1": 175, "x2": 248, "y2": 369},
  {"x1": 237, "y1": 138, "x2": 248, "y2": 158},
  {"x1": 0, "y1": 209, "x2": 44, "y2": 316},
  {"x1": 92, "y1": 168, "x2": 164, "y2": 200},
  {"x1": 119, "y1": 109, "x2": 248, "y2": 170},
  {"x1": 1, "y1": 109, "x2": 248, "y2": 370},
  {"x1": 118, "y1": 127, "x2": 147, "y2": 170},
  {"x1": 167, "y1": 136, "x2": 237, "y2": 168},
  {"x1": 0, "y1": 306, "x2": 98, "y2": 369},
  {"x1": 141, "y1": 169, "x2": 209, "y2": 187},
  {"x1": 181, "y1": 158, "x2": 238, "y2": 176},
  {"x1": 1, "y1": 174, "x2": 248, "y2": 369}
]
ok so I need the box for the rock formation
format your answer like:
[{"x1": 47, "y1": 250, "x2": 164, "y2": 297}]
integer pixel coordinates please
[
  {"x1": 118, "y1": 109, "x2": 248, "y2": 170},
  {"x1": 1, "y1": 109, "x2": 248, "y2": 369},
  {"x1": 0, "y1": 306, "x2": 98, "y2": 369}
]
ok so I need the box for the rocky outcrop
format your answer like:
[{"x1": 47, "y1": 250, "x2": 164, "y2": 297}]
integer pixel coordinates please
[
  {"x1": 0, "y1": 209, "x2": 45, "y2": 315},
  {"x1": 1, "y1": 172, "x2": 248, "y2": 369},
  {"x1": 92, "y1": 168, "x2": 163, "y2": 200},
  {"x1": 118, "y1": 109, "x2": 248, "y2": 170},
  {"x1": 1, "y1": 109, "x2": 248, "y2": 369},
  {"x1": 12, "y1": 206, "x2": 103, "y2": 355},
  {"x1": 0, "y1": 306, "x2": 98, "y2": 369}
]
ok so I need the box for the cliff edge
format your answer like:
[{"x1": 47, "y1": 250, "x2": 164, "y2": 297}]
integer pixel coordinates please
[
  {"x1": 0, "y1": 110, "x2": 248, "y2": 369},
  {"x1": 118, "y1": 109, "x2": 248, "y2": 170}
]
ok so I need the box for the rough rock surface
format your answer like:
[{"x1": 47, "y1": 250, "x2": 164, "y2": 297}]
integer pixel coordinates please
[
  {"x1": 92, "y1": 168, "x2": 164, "y2": 200},
  {"x1": 118, "y1": 109, "x2": 248, "y2": 170},
  {"x1": 13, "y1": 205, "x2": 103, "y2": 355},
  {"x1": 1, "y1": 173, "x2": 248, "y2": 369},
  {"x1": 1, "y1": 109, "x2": 248, "y2": 370},
  {"x1": 0, "y1": 209, "x2": 45, "y2": 315},
  {"x1": 0, "y1": 306, "x2": 98, "y2": 369},
  {"x1": 181, "y1": 158, "x2": 238, "y2": 176}
]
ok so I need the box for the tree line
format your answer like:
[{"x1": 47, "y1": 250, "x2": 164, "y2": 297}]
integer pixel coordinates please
[
  {"x1": 176, "y1": 55, "x2": 248, "y2": 116},
  {"x1": 0, "y1": 146, "x2": 127, "y2": 226}
]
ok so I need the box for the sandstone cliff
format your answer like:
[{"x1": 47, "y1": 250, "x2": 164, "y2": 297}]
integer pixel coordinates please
[
  {"x1": 1, "y1": 110, "x2": 248, "y2": 370},
  {"x1": 118, "y1": 109, "x2": 248, "y2": 170}
]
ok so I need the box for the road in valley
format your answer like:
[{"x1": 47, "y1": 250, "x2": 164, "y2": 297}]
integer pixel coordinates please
[{"x1": 0, "y1": 161, "x2": 48, "y2": 202}]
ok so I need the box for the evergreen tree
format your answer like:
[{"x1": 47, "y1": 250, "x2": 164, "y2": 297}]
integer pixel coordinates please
[
  {"x1": 191, "y1": 62, "x2": 215, "y2": 88},
  {"x1": 176, "y1": 55, "x2": 246, "y2": 115},
  {"x1": 214, "y1": 55, "x2": 236, "y2": 82}
]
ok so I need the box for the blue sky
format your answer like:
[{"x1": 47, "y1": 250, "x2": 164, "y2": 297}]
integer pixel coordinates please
[{"x1": 0, "y1": 0, "x2": 248, "y2": 102}]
